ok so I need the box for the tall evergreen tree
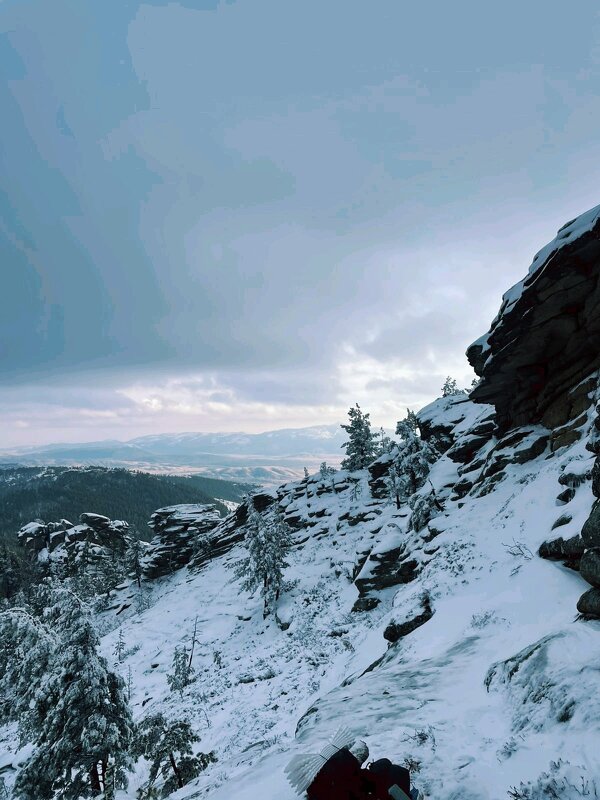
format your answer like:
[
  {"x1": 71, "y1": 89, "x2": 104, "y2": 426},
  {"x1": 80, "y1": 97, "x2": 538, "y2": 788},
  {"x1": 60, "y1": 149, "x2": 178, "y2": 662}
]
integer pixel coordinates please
[
  {"x1": 393, "y1": 410, "x2": 438, "y2": 497},
  {"x1": 233, "y1": 499, "x2": 291, "y2": 618},
  {"x1": 340, "y1": 404, "x2": 377, "y2": 470},
  {"x1": 13, "y1": 589, "x2": 134, "y2": 800}
]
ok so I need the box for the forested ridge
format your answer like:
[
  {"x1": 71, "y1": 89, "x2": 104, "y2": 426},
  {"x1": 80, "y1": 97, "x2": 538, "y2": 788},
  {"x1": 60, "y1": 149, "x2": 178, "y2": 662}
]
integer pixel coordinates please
[{"x1": 0, "y1": 466, "x2": 252, "y2": 545}]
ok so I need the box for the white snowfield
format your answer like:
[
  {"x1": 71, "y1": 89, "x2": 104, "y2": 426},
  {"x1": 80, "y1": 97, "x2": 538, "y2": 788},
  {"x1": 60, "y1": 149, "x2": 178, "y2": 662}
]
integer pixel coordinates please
[{"x1": 2, "y1": 399, "x2": 599, "y2": 799}]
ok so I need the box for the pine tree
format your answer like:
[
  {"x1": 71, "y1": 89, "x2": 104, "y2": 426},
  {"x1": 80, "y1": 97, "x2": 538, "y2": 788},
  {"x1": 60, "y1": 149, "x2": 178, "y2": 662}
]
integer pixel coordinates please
[
  {"x1": 0, "y1": 607, "x2": 53, "y2": 738},
  {"x1": 377, "y1": 427, "x2": 393, "y2": 455},
  {"x1": 13, "y1": 589, "x2": 134, "y2": 800},
  {"x1": 125, "y1": 534, "x2": 145, "y2": 589},
  {"x1": 166, "y1": 645, "x2": 194, "y2": 696},
  {"x1": 113, "y1": 628, "x2": 126, "y2": 664},
  {"x1": 133, "y1": 713, "x2": 216, "y2": 798},
  {"x1": 384, "y1": 464, "x2": 403, "y2": 509},
  {"x1": 341, "y1": 404, "x2": 377, "y2": 470},
  {"x1": 393, "y1": 410, "x2": 438, "y2": 498},
  {"x1": 233, "y1": 499, "x2": 291, "y2": 618},
  {"x1": 441, "y1": 376, "x2": 467, "y2": 397}
]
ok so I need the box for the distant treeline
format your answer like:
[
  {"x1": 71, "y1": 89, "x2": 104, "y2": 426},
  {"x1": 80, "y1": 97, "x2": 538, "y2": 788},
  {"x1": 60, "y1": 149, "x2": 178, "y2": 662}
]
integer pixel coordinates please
[{"x1": 0, "y1": 466, "x2": 254, "y2": 546}]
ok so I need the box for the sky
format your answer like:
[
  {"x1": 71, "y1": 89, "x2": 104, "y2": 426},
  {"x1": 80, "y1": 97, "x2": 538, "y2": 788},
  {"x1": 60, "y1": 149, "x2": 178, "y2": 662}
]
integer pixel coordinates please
[{"x1": 2, "y1": 0, "x2": 600, "y2": 447}]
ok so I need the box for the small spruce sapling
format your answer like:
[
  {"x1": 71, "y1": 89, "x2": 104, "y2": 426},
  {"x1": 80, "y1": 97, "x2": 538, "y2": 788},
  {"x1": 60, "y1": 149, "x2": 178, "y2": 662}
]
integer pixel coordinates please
[
  {"x1": 319, "y1": 461, "x2": 336, "y2": 489},
  {"x1": 441, "y1": 376, "x2": 466, "y2": 397},
  {"x1": 113, "y1": 628, "x2": 126, "y2": 664},
  {"x1": 166, "y1": 645, "x2": 195, "y2": 697}
]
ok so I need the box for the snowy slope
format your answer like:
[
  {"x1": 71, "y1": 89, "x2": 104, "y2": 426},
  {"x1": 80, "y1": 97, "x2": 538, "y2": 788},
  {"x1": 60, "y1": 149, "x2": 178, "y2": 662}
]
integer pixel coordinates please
[
  {"x1": 2, "y1": 396, "x2": 599, "y2": 798},
  {"x1": 69, "y1": 397, "x2": 599, "y2": 799}
]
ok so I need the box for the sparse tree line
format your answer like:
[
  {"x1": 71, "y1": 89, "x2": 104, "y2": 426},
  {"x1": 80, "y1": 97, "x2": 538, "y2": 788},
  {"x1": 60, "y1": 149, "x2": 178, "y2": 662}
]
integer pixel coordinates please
[
  {"x1": 326, "y1": 376, "x2": 469, "y2": 528},
  {"x1": 229, "y1": 377, "x2": 468, "y2": 624}
]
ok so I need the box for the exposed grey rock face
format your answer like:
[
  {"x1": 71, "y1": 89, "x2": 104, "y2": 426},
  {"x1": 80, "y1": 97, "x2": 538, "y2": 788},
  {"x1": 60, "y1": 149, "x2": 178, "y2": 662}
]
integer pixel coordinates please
[
  {"x1": 581, "y1": 502, "x2": 600, "y2": 549},
  {"x1": 467, "y1": 205, "x2": 600, "y2": 434},
  {"x1": 538, "y1": 534, "x2": 585, "y2": 569},
  {"x1": 18, "y1": 514, "x2": 130, "y2": 558},
  {"x1": 577, "y1": 587, "x2": 600, "y2": 617},
  {"x1": 579, "y1": 548, "x2": 600, "y2": 589},
  {"x1": 143, "y1": 504, "x2": 222, "y2": 579}
]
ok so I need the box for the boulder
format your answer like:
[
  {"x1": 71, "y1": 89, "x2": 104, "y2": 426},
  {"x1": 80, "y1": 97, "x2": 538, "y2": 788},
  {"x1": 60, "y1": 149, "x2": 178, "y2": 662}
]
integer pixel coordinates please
[
  {"x1": 538, "y1": 534, "x2": 585, "y2": 568},
  {"x1": 577, "y1": 587, "x2": 600, "y2": 618},
  {"x1": 383, "y1": 595, "x2": 433, "y2": 643},
  {"x1": 579, "y1": 548, "x2": 600, "y2": 588},
  {"x1": 581, "y1": 503, "x2": 600, "y2": 548}
]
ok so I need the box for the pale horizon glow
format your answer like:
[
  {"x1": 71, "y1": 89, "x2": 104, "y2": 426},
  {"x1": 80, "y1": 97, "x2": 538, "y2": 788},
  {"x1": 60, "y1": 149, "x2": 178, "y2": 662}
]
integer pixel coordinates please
[{"x1": 2, "y1": 1, "x2": 600, "y2": 447}]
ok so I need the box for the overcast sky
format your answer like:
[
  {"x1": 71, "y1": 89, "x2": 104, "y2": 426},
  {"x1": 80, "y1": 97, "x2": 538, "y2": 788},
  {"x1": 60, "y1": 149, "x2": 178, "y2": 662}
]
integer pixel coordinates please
[{"x1": 2, "y1": 0, "x2": 600, "y2": 446}]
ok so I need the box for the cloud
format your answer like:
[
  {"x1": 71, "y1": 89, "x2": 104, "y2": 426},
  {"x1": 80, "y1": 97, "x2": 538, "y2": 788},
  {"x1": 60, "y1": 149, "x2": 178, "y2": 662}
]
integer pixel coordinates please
[{"x1": 3, "y1": 0, "x2": 600, "y2": 443}]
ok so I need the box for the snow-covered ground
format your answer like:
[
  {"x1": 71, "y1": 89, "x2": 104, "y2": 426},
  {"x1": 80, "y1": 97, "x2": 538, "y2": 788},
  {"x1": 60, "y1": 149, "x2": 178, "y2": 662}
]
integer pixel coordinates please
[
  {"x1": 98, "y1": 400, "x2": 600, "y2": 798},
  {"x1": 2, "y1": 398, "x2": 599, "y2": 799}
]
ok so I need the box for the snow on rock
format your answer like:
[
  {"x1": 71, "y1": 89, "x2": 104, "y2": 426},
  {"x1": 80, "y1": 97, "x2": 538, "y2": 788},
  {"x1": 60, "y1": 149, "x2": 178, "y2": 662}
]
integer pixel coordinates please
[
  {"x1": 17, "y1": 514, "x2": 130, "y2": 560},
  {"x1": 467, "y1": 203, "x2": 600, "y2": 434},
  {"x1": 143, "y1": 504, "x2": 223, "y2": 579}
]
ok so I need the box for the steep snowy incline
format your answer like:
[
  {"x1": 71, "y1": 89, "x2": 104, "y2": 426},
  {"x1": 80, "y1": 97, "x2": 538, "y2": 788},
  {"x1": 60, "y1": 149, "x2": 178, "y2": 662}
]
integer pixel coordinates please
[{"x1": 88, "y1": 392, "x2": 600, "y2": 799}]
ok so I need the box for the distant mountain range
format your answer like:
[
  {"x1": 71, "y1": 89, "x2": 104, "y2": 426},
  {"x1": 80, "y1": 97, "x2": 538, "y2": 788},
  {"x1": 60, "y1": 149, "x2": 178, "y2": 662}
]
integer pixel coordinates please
[{"x1": 0, "y1": 425, "x2": 353, "y2": 484}]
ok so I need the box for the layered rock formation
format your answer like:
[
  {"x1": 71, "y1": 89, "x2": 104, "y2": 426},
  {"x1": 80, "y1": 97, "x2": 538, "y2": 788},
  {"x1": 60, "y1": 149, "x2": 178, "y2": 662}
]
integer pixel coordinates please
[
  {"x1": 143, "y1": 504, "x2": 222, "y2": 579},
  {"x1": 468, "y1": 204, "x2": 600, "y2": 619},
  {"x1": 467, "y1": 204, "x2": 600, "y2": 442},
  {"x1": 18, "y1": 513, "x2": 131, "y2": 560}
]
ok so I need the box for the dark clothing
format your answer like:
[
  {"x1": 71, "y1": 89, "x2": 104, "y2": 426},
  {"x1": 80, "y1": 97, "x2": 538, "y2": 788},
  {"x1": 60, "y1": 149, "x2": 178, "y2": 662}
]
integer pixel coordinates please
[
  {"x1": 366, "y1": 758, "x2": 411, "y2": 799},
  {"x1": 307, "y1": 750, "x2": 366, "y2": 800},
  {"x1": 306, "y1": 751, "x2": 411, "y2": 800}
]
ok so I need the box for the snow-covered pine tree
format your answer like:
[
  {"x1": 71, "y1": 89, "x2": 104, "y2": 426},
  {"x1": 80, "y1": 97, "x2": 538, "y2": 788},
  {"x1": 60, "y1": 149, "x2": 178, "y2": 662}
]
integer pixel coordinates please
[
  {"x1": 125, "y1": 533, "x2": 144, "y2": 588},
  {"x1": 113, "y1": 628, "x2": 126, "y2": 664},
  {"x1": 233, "y1": 498, "x2": 291, "y2": 618},
  {"x1": 166, "y1": 644, "x2": 195, "y2": 696},
  {"x1": 133, "y1": 713, "x2": 217, "y2": 798},
  {"x1": 393, "y1": 410, "x2": 438, "y2": 498},
  {"x1": 340, "y1": 404, "x2": 378, "y2": 470},
  {"x1": 0, "y1": 607, "x2": 53, "y2": 739},
  {"x1": 377, "y1": 427, "x2": 393, "y2": 455},
  {"x1": 261, "y1": 507, "x2": 292, "y2": 617},
  {"x1": 13, "y1": 588, "x2": 134, "y2": 800},
  {"x1": 384, "y1": 464, "x2": 403, "y2": 509},
  {"x1": 441, "y1": 376, "x2": 467, "y2": 397},
  {"x1": 319, "y1": 461, "x2": 336, "y2": 485}
]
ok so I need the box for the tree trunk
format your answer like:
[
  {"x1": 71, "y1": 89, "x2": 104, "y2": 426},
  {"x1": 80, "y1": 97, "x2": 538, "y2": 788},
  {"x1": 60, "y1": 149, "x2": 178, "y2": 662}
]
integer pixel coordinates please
[
  {"x1": 89, "y1": 764, "x2": 102, "y2": 795},
  {"x1": 169, "y1": 752, "x2": 184, "y2": 789}
]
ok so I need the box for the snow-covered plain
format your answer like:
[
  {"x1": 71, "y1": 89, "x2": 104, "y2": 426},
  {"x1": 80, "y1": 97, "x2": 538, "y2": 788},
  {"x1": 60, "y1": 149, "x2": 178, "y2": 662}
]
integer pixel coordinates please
[{"x1": 2, "y1": 397, "x2": 599, "y2": 799}]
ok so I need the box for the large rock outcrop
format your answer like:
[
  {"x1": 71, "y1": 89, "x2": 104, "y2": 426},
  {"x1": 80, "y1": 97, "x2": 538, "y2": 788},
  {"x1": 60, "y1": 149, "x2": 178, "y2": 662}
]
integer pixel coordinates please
[
  {"x1": 18, "y1": 513, "x2": 131, "y2": 560},
  {"x1": 467, "y1": 205, "x2": 600, "y2": 438},
  {"x1": 143, "y1": 504, "x2": 222, "y2": 579}
]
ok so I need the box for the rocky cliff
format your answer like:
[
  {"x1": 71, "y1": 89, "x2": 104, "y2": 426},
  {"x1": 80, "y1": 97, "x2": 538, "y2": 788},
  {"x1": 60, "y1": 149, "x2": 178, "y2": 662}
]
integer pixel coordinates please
[
  {"x1": 467, "y1": 204, "x2": 600, "y2": 440},
  {"x1": 467, "y1": 203, "x2": 600, "y2": 620}
]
